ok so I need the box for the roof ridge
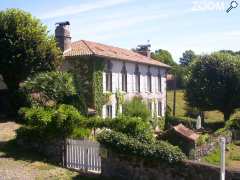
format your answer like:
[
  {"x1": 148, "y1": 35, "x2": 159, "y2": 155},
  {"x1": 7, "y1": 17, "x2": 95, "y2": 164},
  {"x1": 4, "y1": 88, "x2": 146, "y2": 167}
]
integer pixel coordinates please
[{"x1": 81, "y1": 40, "x2": 95, "y2": 55}]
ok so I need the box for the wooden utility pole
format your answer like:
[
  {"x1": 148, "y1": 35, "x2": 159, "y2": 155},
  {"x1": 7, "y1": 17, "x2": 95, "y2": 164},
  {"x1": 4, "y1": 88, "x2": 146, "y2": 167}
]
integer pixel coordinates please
[{"x1": 173, "y1": 75, "x2": 176, "y2": 116}]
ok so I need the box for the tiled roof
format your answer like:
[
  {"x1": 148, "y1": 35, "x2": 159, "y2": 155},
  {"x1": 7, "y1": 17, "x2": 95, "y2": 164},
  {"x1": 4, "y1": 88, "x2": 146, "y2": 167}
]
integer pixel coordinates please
[
  {"x1": 173, "y1": 124, "x2": 199, "y2": 142},
  {"x1": 64, "y1": 40, "x2": 170, "y2": 68}
]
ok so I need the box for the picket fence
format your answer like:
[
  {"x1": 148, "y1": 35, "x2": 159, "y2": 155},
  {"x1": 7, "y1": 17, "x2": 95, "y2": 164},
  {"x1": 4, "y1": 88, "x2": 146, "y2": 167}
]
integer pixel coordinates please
[{"x1": 63, "y1": 138, "x2": 101, "y2": 173}]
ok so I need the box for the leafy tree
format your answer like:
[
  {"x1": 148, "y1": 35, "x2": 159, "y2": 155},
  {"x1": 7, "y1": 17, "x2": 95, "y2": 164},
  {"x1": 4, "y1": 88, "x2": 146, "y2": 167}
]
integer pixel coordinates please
[
  {"x1": 151, "y1": 49, "x2": 177, "y2": 66},
  {"x1": 179, "y1": 50, "x2": 196, "y2": 66},
  {"x1": 0, "y1": 9, "x2": 62, "y2": 92},
  {"x1": 186, "y1": 52, "x2": 240, "y2": 121},
  {"x1": 21, "y1": 71, "x2": 87, "y2": 115}
]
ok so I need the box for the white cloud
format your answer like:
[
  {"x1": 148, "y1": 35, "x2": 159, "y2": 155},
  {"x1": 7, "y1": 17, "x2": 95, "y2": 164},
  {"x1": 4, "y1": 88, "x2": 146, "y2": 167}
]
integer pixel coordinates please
[{"x1": 39, "y1": 0, "x2": 133, "y2": 19}]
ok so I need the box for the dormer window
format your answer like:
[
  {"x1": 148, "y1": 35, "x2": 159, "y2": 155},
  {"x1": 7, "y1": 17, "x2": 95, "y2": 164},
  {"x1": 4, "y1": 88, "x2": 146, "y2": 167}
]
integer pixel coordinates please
[
  {"x1": 134, "y1": 64, "x2": 140, "y2": 93},
  {"x1": 121, "y1": 63, "x2": 127, "y2": 92},
  {"x1": 105, "y1": 61, "x2": 112, "y2": 92},
  {"x1": 147, "y1": 66, "x2": 152, "y2": 92}
]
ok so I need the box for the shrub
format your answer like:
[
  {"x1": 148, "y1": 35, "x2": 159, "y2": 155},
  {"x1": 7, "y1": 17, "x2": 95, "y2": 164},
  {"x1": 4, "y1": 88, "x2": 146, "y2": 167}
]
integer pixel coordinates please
[
  {"x1": 165, "y1": 115, "x2": 196, "y2": 129},
  {"x1": 54, "y1": 104, "x2": 84, "y2": 137},
  {"x1": 109, "y1": 115, "x2": 154, "y2": 143},
  {"x1": 122, "y1": 96, "x2": 151, "y2": 121},
  {"x1": 19, "y1": 104, "x2": 86, "y2": 138},
  {"x1": 18, "y1": 106, "x2": 55, "y2": 128},
  {"x1": 83, "y1": 115, "x2": 154, "y2": 143},
  {"x1": 225, "y1": 118, "x2": 240, "y2": 130},
  {"x1": 196, "y1": 134, "x2": 210, "y2": 146},
  {"x1": 97, "y1": 130, "x2": 186, "y2": 164}
]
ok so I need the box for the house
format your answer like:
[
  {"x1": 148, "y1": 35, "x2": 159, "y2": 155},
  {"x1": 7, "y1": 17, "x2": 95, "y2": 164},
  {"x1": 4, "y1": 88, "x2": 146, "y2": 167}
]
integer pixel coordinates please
[{"x1": 56, "y1": 21, "x2": 170, "y2": 118}]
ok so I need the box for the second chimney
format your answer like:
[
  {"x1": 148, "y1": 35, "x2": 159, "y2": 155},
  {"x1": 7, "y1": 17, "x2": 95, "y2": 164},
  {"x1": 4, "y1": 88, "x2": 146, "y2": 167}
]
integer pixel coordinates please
[
  {"x1": 55, "y1": 21, "x2": 71, "y2": 52},
  {"x1": 135, "y1": 44, "x2": 151, "y2": 57}
]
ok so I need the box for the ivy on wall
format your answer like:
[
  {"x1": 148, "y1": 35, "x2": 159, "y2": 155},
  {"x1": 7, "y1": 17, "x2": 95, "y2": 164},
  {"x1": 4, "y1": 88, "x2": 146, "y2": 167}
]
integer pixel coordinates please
[
  {"x1": 65, "y1": 57, "x2": 127, "y2": 116},
  {"x1": 93, "y1": 58, "x2": 105, "y2": 115}
]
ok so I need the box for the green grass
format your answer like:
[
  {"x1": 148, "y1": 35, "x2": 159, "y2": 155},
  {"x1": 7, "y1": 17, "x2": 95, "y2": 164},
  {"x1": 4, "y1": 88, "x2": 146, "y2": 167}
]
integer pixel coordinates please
[
  {"x1": 0, "y1": 121, "x2": 108, "y2": 180},
  {"x1": 202, "y1": 143, "x2": 240, "y2": 168},
  {"x1": 167, "y1": 90, "x2": 240, "y2": 122},
  {"x1": 202, "y1": 146, "x2": 222, "y2": 166}
]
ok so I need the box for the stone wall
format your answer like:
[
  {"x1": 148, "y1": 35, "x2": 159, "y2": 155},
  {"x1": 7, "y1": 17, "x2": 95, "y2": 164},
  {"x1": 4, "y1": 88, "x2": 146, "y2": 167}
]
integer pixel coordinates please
[
  {"x1": 193, "y1": 134, "x2": 232, "y2": 160},
  {"x1": 17, "y1": 138, "x2": 64, "y2": 164},
  {"x1": 101, "y1": 149, "x2": 240, "y2": 180}
]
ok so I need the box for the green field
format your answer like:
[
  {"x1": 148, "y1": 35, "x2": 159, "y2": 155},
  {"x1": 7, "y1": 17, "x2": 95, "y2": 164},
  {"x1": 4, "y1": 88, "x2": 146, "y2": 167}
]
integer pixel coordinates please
[{"x1": 167, "y1": 90, "x2": 240, "y2": 122}]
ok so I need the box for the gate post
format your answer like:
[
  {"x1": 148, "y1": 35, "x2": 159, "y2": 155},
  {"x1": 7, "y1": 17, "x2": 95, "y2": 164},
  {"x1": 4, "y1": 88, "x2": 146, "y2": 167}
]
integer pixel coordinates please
[{"x1": 62, "y1": 138, "x2": 67, "y2": 167}]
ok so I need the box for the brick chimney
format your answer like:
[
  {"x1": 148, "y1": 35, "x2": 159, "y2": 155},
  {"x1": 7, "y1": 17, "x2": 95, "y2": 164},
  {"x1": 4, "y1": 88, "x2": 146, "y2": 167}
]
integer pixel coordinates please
[
  {"x1": 135, "y1": 44, "x2": 151, "y2": 57},
  {"x1": 55, "y1": 21, "x2": 71, "y2": 52}
]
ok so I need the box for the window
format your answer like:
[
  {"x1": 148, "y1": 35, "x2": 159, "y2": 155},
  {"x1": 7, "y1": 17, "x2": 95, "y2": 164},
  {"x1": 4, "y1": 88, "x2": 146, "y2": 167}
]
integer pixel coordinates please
[
  {"x1": 158, "y1": 75, "x2": 162, "y2": 92},
  {"x1": 106, "y1": 105, "x2": 112, "y2": 118},
  {"x1": 134, "y1": 65, "x2": 140, "y2": 92},
  {"x1": 106, "y1": 72, "x2": 112, "y2": 91},
  {"x1": 147, "y1": 74, "x2": 152, "y2": 92},
  {"x1": 105, "y1": 61, "x2": 112, "y2": 92},
  {"x1": 121, "y1": 63, "x2": 127, "y2": 92},
  {"x1": 147, "y1": 66, "x2": 152, "y2": 92},
  {"x1": 158, "y1": 101, "x2": 162, "y2": 116}
]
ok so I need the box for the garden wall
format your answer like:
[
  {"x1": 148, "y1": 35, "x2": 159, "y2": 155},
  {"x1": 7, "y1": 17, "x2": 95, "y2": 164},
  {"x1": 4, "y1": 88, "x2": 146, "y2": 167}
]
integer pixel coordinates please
[
  {"x1": 17, "y1": 138, "x2": 64, "y2": 163},
  {"x1": 101, "y1": 149, "x2": 240, "y2": 180}
]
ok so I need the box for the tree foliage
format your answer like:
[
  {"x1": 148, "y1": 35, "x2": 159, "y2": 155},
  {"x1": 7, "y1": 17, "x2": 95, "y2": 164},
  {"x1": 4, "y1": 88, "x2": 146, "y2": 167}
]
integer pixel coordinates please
[
  {"x1": 21, "y1": 71, "x2": 87, "y2": 114},
  {"x1": 151, "y1": 49, "x2": 177, "y2": 66},
  {"x1": 179, "y1": 50, "x2": 196, "y2": 67},
  {"x1": 186, "y1": 52, "x2": 240, "y2": 121},
  {"x1": 0, "y1": 8, "x2": 62, "y2": 92}
]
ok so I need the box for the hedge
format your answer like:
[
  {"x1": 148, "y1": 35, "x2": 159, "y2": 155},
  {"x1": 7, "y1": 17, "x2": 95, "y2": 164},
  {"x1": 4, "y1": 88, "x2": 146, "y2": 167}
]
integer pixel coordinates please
[
  {"x1": 83, "y1": 115, "x2": 154, "y2": 143},
  {"x1": 97, "y1": 130, "x2": 186, "y2": 164},
  {"x1": 165, "y1": 115, "x2": 196, "y2": 129}
]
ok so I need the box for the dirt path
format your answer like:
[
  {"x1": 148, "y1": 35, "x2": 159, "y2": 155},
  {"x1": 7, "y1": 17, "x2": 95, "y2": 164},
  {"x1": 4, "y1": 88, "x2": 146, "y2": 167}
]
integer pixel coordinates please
[{"x1": 0, "y1": 121, "x2": 79, "y2": 180}]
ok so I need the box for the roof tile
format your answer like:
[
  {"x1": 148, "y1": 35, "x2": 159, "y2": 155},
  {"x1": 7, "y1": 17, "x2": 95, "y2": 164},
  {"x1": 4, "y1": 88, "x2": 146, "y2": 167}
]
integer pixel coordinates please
[{"x1": 64, "y1": 40, "x2": 170, "y2": 68}]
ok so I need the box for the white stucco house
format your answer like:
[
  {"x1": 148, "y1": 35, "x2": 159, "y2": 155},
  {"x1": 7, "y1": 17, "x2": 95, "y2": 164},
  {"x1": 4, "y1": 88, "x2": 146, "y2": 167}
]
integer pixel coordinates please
[{"x1": 56, "y1": 22, "x2": 170, "y2": 118}]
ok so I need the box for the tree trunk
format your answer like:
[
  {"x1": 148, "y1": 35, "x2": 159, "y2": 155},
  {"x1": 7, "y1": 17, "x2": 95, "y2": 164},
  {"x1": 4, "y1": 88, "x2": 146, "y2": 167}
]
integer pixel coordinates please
[
  {"x1": 200, "y1": 111, "x2": 205, "y2": 126},
  {"x1": 223, "y1": 111, "x2": 231, "y2": 122}
]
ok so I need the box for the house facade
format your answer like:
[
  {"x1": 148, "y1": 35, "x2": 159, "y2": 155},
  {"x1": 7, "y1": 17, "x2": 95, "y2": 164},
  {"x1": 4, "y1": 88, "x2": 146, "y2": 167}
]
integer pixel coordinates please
[{"x1": 56, "y1": 22, "x2": 170, "y2": 118}]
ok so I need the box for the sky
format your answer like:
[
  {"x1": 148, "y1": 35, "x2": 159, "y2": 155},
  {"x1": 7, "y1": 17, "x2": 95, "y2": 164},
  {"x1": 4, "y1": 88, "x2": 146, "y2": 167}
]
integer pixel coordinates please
[{"x1": 1, "y1": 0, "x2": 240, "y2": 62}]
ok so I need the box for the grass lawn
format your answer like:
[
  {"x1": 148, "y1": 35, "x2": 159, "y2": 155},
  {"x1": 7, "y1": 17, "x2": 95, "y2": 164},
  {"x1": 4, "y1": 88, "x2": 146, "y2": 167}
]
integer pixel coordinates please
[
  {"x1": 167, "y1": 90, "x2": 240, "y2": 123},
  {"x1": 202, "y1": 143, "x2": 240, "y2": 169},
  {"x1": 0, "y1": 121, "x2": 107, "y2": 180}
]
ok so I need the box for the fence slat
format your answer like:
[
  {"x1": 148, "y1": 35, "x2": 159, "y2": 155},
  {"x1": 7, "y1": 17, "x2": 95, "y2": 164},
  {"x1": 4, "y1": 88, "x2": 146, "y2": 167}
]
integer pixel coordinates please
[{"x1": 64, "y1": 138, "x2": 101, "y2": 173}]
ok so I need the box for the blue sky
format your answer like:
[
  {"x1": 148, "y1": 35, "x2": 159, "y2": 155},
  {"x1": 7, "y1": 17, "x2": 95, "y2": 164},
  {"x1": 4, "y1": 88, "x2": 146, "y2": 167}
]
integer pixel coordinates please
[{"x1": 1, "y1": 0, "x2": 240, "y2": 62}]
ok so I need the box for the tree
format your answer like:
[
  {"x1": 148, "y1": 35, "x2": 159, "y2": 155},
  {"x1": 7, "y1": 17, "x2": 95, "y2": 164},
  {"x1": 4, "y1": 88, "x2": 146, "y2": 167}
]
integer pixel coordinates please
[
  {"x1": 179, "y1": 50, "x2": 196, "y2": 66},
  {"x1": 0, "y1": 9, "x2": 62, "y2": 92},
  {"x1": 151, "y1": 49, "x2": 177, "y2": 66},
  {"x1": 186, "y1": 52, "x2": 240, "y2": 121},
  {"x1": 21, "y1": 71, "x2": 87, "y2": 115}
]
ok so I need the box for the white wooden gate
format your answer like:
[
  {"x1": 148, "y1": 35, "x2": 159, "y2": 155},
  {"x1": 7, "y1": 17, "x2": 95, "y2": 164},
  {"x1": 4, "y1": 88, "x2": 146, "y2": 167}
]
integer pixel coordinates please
[{"x1": 64, "y1": 138, "x2": 101, "y2": 173}]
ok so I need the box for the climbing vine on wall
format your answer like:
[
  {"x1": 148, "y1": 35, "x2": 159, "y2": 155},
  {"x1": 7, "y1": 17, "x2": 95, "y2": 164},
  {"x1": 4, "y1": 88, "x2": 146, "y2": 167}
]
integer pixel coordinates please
[
  {"x1": 65, "y1": 57, "x2": 115, "y2": 116},
  {"x1": 93, "y1": 58, "x2": 105, "y2": 115}
]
